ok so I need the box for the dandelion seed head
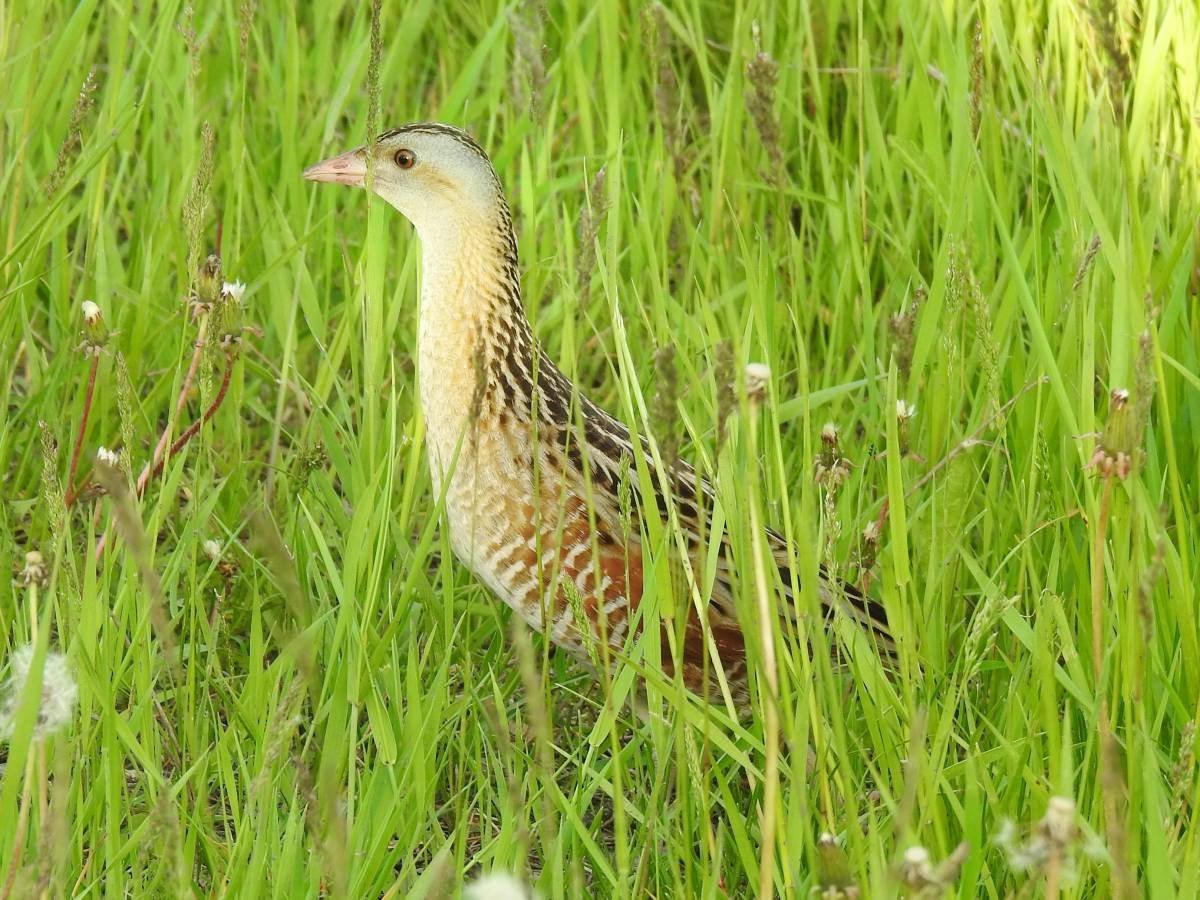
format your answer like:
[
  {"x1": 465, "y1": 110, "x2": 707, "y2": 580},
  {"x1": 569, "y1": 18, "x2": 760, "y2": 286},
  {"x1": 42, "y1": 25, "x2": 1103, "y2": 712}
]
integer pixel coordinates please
[
  {"x1": 1042, "y1": 795, "x2": 1077, "y2": 845},
  {"x1": 1008, "y1": 837, "x2": 1048, "y2": 871},
  {"x1": 0, "y1": 646, "x2": 78, "y2": 740},
  {"x1": 463, "y1": 872, "x2": 538, "y2": 900},
  {"x1": 898, "y1": 844, "x2": 936, "y2": 886},
  {"x1": 994, "y1": 819, "x2": 1017, "y2": 847},
  {"x1": 203, "y1": 539, "x2": 222, "y2": 561}
]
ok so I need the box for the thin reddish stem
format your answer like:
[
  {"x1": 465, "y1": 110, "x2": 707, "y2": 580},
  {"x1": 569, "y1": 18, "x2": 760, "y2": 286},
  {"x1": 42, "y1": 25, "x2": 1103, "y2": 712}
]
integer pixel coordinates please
[
  {"x1": 95, "y1": 350, "x2": 234, "y2": 562},
  {"x1": 1091, "y1": 474, "x2": 1115, "y2": 684},
  {"x1": 149, "y1": 354, "x2": 234, "y2": 483},
  {"x1": 136, "y1": 317, "x2": 210, "y2": 497}
]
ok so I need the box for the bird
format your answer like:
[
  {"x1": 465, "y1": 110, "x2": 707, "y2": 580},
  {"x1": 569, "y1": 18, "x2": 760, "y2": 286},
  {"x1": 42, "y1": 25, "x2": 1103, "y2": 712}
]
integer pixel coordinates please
[{"x1": 304, "y1": 123, "x2": 892, "y2": 711}]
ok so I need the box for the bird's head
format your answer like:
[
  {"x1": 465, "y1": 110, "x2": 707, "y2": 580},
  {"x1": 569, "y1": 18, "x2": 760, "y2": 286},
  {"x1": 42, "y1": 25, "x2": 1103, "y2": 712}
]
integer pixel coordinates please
[{"x1": 304, "y1": 123, "x2": 503, "y2": 235}]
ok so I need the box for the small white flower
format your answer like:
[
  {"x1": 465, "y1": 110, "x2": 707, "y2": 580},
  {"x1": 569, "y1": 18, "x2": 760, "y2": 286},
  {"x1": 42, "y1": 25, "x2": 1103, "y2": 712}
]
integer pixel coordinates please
[
  {"x1": 96, "y1": 446, "x2": 120, "y2": 467},
  {"x1": 1110, "y1": 387, "x2": 1130, "y2": 408},
  {"x1": 895, "y1": 399, "x2": 917, "y2": 421},
  {"x1": 203, "y1": 539, "x2": 222, "y2": 561},
  {"x1": 820, "y1": 422, "x2": 839, "y2": 445},
  {"x1": 861, "y1": 520, "x2": 881, "y2": 543},
  {"x1": 463, "y1": 873, "x2": 538, "y2": 900},
  {"x1": 0, "y1": 645, "x2": 78, "y2": 740},
  {"x1": 221, "y1": 280, "x2": 246, "y2": 304},
  {"x1": 81, "y1": 300, "x2": 103, "y2": 324}
]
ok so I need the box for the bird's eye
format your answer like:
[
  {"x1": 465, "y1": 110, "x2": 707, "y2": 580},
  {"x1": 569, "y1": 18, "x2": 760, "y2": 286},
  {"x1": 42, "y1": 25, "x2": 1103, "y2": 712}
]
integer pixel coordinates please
[{"x1": 394, "y1": 149, "x2": 416, "y2": 169}]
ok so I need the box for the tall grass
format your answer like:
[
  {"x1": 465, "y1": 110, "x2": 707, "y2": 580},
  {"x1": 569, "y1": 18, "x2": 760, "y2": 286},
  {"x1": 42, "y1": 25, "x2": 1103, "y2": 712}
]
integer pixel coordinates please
[{"x1": 1, "y1": 0, "x2": 1198, "y2": 896}]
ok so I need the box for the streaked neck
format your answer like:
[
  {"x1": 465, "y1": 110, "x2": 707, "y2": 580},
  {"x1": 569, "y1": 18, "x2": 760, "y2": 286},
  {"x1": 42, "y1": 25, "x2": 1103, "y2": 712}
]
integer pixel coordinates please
[{"x1": 413, "y1": 204, "x2": 534, "y2": 482}]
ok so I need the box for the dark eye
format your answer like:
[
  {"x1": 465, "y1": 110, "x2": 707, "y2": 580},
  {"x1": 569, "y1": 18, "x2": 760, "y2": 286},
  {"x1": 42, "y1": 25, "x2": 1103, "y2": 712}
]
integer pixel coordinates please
[{"x1": 394, "y1": 149, "x2": 416, "y2": 169}]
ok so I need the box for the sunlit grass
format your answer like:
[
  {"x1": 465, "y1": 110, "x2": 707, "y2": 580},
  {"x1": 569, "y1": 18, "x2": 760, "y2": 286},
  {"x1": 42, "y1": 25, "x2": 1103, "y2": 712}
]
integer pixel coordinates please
[{"x1": 1, "y1": 0, "x2": 1198, "y2": 896}]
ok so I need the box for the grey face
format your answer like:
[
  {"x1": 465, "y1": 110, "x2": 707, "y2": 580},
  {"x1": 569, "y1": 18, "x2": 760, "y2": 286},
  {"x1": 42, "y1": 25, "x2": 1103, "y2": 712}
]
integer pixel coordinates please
[{"x1": 304, "y1": 125, "x2": 501, "y2": 233}]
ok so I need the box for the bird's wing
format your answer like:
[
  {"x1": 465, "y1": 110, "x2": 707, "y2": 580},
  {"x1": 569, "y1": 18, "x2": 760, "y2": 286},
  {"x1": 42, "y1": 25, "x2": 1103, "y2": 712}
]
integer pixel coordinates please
[{"x1": 568, "y1": 403, "x2": 894, "y2": 662}]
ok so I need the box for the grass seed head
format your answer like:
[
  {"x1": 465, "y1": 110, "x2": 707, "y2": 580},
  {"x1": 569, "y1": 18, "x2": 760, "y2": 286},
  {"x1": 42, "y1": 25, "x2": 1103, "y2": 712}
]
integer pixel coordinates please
[
  {"x1": 238, "y1": 0, "x2": 257, "y2": 56},
  {"x1": 888, "y1": 286, "x2": 922, "y2": 381},
  {"x1": 1168, "y1": 720, "x2": 1197, "y2": 833},
  {"x1": 1132, "y1": 323, "x2": 1157, "y2": 445},
  {"x1": 575, "y1": 166, "x2": 608, "y2": 306},
  {"x1": 562, "y1": 577, "x2": 598, "y2": 669},
  {"x1": 366, "y1": 0, "x2": 382, "y2": 136},
  {"x1": 45, "y1": 66, "x2": 98, "y2": 196},
  {"x1": 644, "y1": 4, "x2": 688, "y2": 180},
  {"x1": 39, "y1": 422, "x2": 67, "y2": 539},
  {"x1": 745, "y1": 21, "x2": 784, "y2": 184},
  {"x1": 969, "y1": 20, "x2": 985, "y2": 137},
  {"x1": 183, "y1": 124, "x2": 215, "y2": 277},
  {"x1": 616, "y1": 454, "x2": 634, "y2": 539},
  {"x1": 1072, "y1": 235, "x2": 1102, "y2": 291},
  {"x1": 508, "y1": 4, "x2": 547, "y2": 119},
  {"x1": 713, "y1": 340, "x2": 736, "y2": 446},
  {"x1": 113, "y1": 353, "x2": 137, "y2": 482},
  {"x1": 949, "y1": 244, "x2": 1000, "y2": 411},
  {"x1": 962, "y1": 593, "x2": 1018, "y2": 679},
  {"x1": 1084, "y1": 0, "x2": 1132, "y2": 121},
  {"x1": 651, "y1": 344, "x2": 681, "y2": 468},
  {"x1": 178, "y1": 4, "x2": 201, "y2": 79}
]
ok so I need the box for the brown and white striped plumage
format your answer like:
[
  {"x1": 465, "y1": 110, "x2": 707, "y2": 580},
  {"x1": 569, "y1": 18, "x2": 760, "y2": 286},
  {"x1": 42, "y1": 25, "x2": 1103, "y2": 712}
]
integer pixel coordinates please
[{"x1": 305, "y1": 124, "x2": 892, "y2": 709}]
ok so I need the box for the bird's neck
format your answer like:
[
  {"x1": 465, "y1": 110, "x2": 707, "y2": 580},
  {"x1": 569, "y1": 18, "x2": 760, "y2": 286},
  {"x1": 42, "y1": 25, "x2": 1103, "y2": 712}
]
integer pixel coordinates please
[{"x1": 414, "y1": 203, "x2": 536, "y2": 484}]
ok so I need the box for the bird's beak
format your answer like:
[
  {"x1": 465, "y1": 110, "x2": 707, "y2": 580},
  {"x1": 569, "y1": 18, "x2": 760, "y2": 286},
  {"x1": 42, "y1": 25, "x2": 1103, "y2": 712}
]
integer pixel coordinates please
[{"x1": 303, "y1": 147, "x2": 368, "y2": 186}]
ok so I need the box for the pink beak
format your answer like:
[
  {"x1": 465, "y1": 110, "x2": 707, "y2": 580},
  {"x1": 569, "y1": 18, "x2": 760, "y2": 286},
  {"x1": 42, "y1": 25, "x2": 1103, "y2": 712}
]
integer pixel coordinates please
[{"x1": 303, "y1": 147, "x2": 368, "y2": 186}]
